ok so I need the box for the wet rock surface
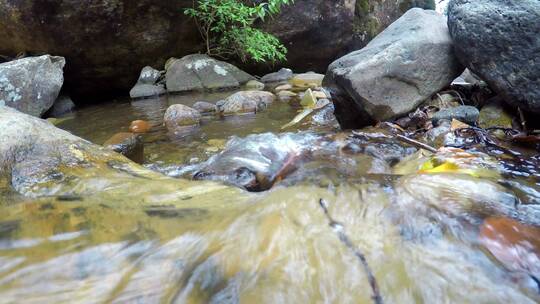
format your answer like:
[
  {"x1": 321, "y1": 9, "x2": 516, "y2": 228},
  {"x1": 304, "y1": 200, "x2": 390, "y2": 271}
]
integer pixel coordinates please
[
  {"x1": 325, "y1": 8, "x2": 463, "y2": 128},
  {"x1": 163, "y1": 104, "x2": 201, "y2": 132},
  {"x1": 166, "y1": 54, "x2": 254, "y2": 93},
  {"x1": 448, "y1": 0, "x2": 540, "y2": 114},
  {"x1": 0, "y1": 55, "x2": 65, "y2": 117}
]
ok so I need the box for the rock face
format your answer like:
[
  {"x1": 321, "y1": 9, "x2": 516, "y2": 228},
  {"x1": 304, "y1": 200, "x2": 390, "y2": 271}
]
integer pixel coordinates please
[
  {"x1": 0, "y1": 0, "x2": 420, "y2": 102},
  {"x1": 0, "y1": 55, "x2": 65, "y2": 117},
  {"x1": 166, "y1": 54, "x2": 254, "y2": 93},
  {"x1": 448, "y1": 0, "x2": 540, "y2": 114},
  {"x1": 325, "y1": 8, "x2": 463, "y2": 129},
  {"x1": 0, "y1": 0, "x2": 200, "y2": 102}
]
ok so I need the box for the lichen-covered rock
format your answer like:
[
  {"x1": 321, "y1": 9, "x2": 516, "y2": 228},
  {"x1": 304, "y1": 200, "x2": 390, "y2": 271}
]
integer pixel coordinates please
[
  {"x1": 260, "y1": 68, "x2": 294, "y2": 83},
  {"x1": 103, "y1": 132, "x2": 144, "y2": 164},
  {"x1": 163, "y1": 104, "x2": 201, "y2": 131},
  {"x1": 166, "y1": 54, "x2": 254, "y2": 93},
  {"x1": 0, "y1": 55, "x2": 65, "y2": 117},
  {"x1": 137, "y1": 66, "x2": 162, "y2": 85},
  {"x1": 220, "y1": 91, "x2": 276, "y2": 115},
  {"x1": 448, "y1": 0, "x2": 540, "y2": 114},
  {"x1": 325, "y1": 8, "x2": 463, "y2": 128}
]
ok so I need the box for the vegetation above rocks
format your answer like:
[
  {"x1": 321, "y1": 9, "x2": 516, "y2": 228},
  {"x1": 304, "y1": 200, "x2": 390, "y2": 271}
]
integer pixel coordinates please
[{"x1": 185, "y1": 0, "x2": 293, "y2": 63}]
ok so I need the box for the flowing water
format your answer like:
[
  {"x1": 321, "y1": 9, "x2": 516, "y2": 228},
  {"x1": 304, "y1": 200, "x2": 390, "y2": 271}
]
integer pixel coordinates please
[{"x1": 1, "y1": 91, "x2": 540, "y2": 303}]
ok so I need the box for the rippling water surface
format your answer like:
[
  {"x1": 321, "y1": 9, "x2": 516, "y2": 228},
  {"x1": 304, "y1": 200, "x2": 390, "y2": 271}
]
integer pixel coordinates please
[{"x1": 1, "y1": 92, "x2": 539, "y2": 303}]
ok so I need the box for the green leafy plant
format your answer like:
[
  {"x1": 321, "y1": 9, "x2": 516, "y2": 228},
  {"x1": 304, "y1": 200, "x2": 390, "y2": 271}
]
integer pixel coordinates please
[{"x1": 184, "y1": 0, "x2": 293, "y2": 63}]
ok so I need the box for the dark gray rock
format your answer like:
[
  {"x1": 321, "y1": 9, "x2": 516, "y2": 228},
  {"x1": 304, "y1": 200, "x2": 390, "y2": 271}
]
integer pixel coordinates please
[
  {"x1": 260, "y1": 68, "x2": 293, "y2": 83},
  {"x1": 166, "y1": 54, "x2": 254, "y2": 93},
  {"x1": 47, "y1": 95, "x2": 75, "y2": 118},
  {"x1": 129, "y1": 84, "x2": 166, "y2": 99},
  {"x1": 448, "y1": 0, "x2": 540, "y2": 113},
  {"x1": 0, "y1": 55, "x2": 65, "y2": 117},
  {"x1": 324, "y1": 8, "x2": 463, "y2": 129},
  {"x1": 432, "y1": 105, "x2": 480, "y2": 125}
]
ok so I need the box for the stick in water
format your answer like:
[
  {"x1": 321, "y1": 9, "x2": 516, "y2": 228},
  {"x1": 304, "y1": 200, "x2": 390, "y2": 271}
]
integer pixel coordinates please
[
  {"x1": 318, "y1": 199, "x2": 384, "y2": 304},
  {"x1": 395, "y1": 134, "x2": 437, "y2": 153}
]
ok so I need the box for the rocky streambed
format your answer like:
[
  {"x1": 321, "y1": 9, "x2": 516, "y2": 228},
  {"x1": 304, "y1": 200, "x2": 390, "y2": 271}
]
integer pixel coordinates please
[
  {"x1": 1, "y1": 2, "x2": 540, "y2": 303},
  {"x1": 1, "y1": 79, "x2": 540, "y2": 302}
]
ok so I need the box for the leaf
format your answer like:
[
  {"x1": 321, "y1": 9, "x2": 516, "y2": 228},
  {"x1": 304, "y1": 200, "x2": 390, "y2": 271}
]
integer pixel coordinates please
[
  {"x1": 419, "y1": 161, "x2": 460, "y2": 173},
  {"x1": 281, "y1": 108, "x2": 314, "y2": 130},
  {"x1": 419, "y1": 160, "x2": 481, "y2": 177},
  {"x1": 300, "y1": 88, "x2": 316, "y2": 108},
  {"x1": 451, "y1": 119, "x2": 470, "y2": 131}
]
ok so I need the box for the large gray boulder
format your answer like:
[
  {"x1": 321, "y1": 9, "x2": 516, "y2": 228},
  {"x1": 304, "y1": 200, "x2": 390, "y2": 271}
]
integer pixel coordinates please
[
  {"x1": 0, "y1": 55, "x2": 65, "y2": 117},
  {"x1": 448, "y1": 0, "x2": 540, "y2": 114},
  {"x1": 166, "y1": 54, "x2": 254, "y2": 93},
  {"x1": 324, "y1": 8, "x2": 463, "y2": 129}
]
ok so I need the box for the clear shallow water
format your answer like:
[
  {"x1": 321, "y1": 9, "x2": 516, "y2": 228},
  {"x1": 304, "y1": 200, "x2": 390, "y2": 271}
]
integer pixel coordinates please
[{"x1": 1, "y1": 91, "x2": 540, "y2": 303}]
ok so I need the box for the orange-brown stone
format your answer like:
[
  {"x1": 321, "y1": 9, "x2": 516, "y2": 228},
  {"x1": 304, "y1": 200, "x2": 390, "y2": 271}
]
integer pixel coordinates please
[{"x1": 129, "y1": 120, "x2": 151, "y2": 133}]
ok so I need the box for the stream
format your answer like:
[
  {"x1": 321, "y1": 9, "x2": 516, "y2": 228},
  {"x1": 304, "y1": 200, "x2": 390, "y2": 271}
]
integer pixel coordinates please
[{"x1": 1, "y1": 91, "x2": 540, "y2": 303}]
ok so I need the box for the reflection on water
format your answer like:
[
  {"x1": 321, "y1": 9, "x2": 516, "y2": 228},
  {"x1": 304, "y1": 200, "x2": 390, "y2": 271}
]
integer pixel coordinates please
[{"x1": 1, "y1": 92, "x2": 540, "y2": 303}]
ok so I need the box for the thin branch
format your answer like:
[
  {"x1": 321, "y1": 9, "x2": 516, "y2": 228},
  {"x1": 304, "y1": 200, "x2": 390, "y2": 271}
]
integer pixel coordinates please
[
  {"x1": 396, "y1": 134, "x2": 438, "y2": 153},
  {"x1": 318, "y1": 199, "x2": 384, "y2": 304}
]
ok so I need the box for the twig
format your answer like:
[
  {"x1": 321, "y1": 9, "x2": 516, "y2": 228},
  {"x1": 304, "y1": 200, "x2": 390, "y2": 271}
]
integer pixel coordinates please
[
  {"x1": 318, "y1": 199, "x2": 384, "y2": 304},
  {"x1": 395, "y1": 134, "x2": 437, "y2": 153}
]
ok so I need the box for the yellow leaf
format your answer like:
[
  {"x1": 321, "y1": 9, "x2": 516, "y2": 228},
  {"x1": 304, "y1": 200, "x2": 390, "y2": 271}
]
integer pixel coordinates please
[
  {"x1": 419, "y1": 161, "x2": 460, "y2": 173},
  {"x1": 300, "y1": 89, "x2": 316, "y2": 108},
  {"x1": 281, "y1": 108, "x2": 314, "y2": 130}
]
